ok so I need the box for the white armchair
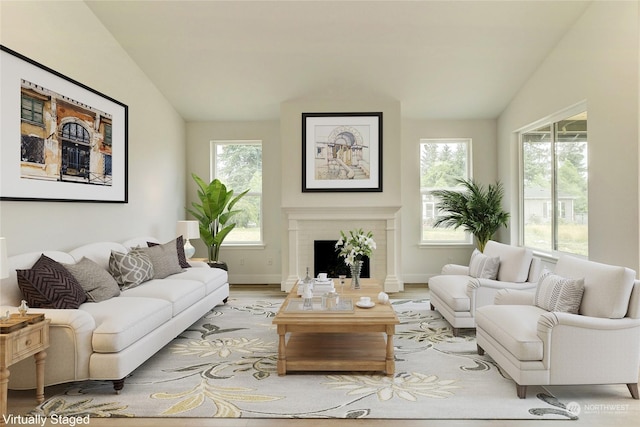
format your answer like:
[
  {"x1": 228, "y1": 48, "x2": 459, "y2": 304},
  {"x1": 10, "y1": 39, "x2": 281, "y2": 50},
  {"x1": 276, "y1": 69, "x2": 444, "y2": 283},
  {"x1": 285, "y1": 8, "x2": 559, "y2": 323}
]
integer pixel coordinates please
[
  {"x1": 475, "y1": 255, "x2": 640, "y2": 399},
  {"x1": 429, "y1": 240, "x2": 541, "y2": 335}
]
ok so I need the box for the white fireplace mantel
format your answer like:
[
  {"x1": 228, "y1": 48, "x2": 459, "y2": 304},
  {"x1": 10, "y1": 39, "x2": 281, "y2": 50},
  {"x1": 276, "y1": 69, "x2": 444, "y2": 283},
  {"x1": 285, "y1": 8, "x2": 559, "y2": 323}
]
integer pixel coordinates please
[{"x1": 282, "y1": 206, "x2": 403, "y2": 292}]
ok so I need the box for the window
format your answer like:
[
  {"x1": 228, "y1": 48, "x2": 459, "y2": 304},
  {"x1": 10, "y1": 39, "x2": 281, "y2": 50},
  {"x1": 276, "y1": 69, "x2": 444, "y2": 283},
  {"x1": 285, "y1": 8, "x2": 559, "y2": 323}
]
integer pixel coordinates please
[
  {"x1": 211, "y1": 140, "x2": 263, "y2": 244},
  {"x1": 520, "y1": 107, "x2": 588, "y2": 256},
  {"x1": 21, "y1": 94, "x2": 44, "y2": 125},
  {"x1": 420, "y1": 138, "x2": 472, "y2": 244}
]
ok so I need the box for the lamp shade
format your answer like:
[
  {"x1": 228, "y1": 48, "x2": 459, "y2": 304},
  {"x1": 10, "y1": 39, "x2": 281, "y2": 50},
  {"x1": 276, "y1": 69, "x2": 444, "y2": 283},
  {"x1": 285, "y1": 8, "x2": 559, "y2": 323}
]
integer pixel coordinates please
[
  {"x1": 0, "y1": 237, "x2": 9, "y2": 279},
  {"x1": 177, "y1": 220, "x2": 200, "y2": 240}
]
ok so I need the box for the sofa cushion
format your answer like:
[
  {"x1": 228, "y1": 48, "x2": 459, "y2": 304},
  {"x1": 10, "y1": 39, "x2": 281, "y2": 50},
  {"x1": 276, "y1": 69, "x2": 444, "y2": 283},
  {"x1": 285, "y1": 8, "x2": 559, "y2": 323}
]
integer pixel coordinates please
[
  {"x1": 81, "y1": 296, "x2": 173, "y2": 353},
  {"x1": 484, "y1": 241, "x2": 532, "y2": 283},
  {"x1": 554, "y1": 255, "x2": 636, "y2": 319},
  {"x1": 17, "y1": 255, "x2": 87, "y2": 309},
  {"x1": 63, "y1": 257, "x2": 121, "y2": 302},
  {"x1": 122, "y1": 279, "x2": 205, "y2": 316},
  {"x1": 168, "y1": 267, "x2": 228, "y2": 294},
  {"x1": 468, "y1": 249, "x2": 500, "y2": 279},
  {"x1": 476, "y1": 304, "x2": 546, "y2": 361},
  {"x1": 148, "y1": 236, "x2": 190, "y2": 269},
  {"x1": 137, "y1": 239, "x2": 183, "y2": 279},
  {"x1": 428, "y1": 275, "x2": 471, "y2": 311},
  {"x1": 534, "y1": 269, "x2": 584, "y2": 314},
  {"x1": 109, "y1": 249, "x2": 154, "y2": 290}
]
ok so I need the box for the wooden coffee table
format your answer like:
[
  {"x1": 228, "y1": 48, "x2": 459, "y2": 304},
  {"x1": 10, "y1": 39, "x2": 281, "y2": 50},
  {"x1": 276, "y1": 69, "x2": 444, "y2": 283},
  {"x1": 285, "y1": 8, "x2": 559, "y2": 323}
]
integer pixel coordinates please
[{"x1": 272, "y1": 279, "x2": 399, "y2": 376}]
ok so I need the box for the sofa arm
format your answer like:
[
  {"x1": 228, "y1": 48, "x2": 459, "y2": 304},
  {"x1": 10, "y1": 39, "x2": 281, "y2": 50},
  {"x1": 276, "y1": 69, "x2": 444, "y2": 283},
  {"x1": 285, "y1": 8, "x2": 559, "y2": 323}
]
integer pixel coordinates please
[
  {"x1": 536, "y1": 312, "x2": 640, "y2": 376},
  {"x1": 2, "y1": 307, "x2": 96, "y2": 389},
  {"x1": 441, "y1": 264, "x2": 469, "y2": 275},
  {"x1": 493, "y1": 288, "x2": 536, "y2": 306},
  {"x1": 188, "y1": 260, "x2": 209, "y2": 268}
]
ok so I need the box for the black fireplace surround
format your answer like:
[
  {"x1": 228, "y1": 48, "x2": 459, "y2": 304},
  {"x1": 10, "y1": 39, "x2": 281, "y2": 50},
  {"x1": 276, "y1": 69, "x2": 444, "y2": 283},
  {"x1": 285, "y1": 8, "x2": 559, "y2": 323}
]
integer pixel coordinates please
[{"x1": 313, "y1": 240, "x2": 370, "y2": 278}]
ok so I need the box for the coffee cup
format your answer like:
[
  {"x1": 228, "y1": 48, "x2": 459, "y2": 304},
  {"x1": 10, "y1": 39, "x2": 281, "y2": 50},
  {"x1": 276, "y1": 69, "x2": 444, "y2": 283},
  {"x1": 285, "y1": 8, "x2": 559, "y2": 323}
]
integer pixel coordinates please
[
  {"x1": 318, "y1": 272, "x2": 328, "y2": 280},
  {"x1": 359, "y1": 296, "x2": 371, "y2": 305}
]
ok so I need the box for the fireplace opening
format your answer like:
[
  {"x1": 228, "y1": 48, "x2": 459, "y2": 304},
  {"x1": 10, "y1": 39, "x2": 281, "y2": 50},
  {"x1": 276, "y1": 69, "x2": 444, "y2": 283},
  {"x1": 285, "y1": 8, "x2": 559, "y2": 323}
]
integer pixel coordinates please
[{"x1": 313, "y1": 240, "x2": 370, "y2": 279}]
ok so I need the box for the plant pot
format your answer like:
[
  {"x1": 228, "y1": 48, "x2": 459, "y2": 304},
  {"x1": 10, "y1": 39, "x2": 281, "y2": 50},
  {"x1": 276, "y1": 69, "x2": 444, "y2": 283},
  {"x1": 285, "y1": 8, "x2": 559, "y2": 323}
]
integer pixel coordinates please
[{"x1": 207, "y1": 260, "x2": 228, "y2": 271}]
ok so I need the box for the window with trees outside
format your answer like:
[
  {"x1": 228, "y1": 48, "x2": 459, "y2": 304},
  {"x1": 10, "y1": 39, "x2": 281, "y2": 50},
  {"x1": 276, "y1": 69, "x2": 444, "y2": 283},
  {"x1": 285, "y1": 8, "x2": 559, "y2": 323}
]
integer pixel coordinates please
[
  {"x1": 520, "y1": 108, "x2": 588, "y2": 256},
  {"x1": 420, "y1": 138, "x2": 472, "y2": 244},
  {"x1": 211, "y1": 140, "x2": 263, "y2": 244}
]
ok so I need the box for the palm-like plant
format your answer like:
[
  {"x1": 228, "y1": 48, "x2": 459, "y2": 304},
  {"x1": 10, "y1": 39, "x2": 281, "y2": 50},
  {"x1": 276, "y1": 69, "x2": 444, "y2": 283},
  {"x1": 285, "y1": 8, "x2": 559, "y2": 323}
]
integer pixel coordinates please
[
  {"x1": 430, "y1": 178, "x2": 510, "y2": 252},
  {"x1": 187, "y1": 173, "x2": 249, "y2": 263}
]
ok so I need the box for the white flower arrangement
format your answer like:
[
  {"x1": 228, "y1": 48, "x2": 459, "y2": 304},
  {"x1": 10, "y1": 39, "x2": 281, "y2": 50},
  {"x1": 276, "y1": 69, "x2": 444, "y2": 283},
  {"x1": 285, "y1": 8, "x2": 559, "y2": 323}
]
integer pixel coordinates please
[{"x1": 335, "y1": 228, "x2": 376, "y2": 266}]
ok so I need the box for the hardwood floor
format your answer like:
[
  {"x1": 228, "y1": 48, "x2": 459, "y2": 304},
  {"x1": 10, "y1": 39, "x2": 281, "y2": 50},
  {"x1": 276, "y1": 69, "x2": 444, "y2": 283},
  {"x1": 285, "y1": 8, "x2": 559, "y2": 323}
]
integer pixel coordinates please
[{"x1": 6, "y1": 284, "x2": 638, "y2": 426}]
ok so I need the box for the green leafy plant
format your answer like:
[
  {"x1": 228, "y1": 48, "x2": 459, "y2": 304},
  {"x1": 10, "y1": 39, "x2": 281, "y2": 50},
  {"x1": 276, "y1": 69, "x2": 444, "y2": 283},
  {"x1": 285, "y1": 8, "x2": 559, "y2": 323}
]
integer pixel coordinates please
[
  {"x1": 187, "y1": 173, "x2": 249, "y2": 263},
  {"x1": 430, "y1": 178, "x2": 509, "y2": 252}
]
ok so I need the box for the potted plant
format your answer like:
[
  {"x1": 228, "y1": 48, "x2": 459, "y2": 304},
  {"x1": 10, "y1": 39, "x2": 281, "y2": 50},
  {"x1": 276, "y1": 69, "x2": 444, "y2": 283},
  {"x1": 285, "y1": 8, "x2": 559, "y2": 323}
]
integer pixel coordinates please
[
  {"x1": 187, "y1": 173, "x2": 249, "y2": 269},
  {"x1": 430, "y1": 178, "x2": 509, "y2": 252}
]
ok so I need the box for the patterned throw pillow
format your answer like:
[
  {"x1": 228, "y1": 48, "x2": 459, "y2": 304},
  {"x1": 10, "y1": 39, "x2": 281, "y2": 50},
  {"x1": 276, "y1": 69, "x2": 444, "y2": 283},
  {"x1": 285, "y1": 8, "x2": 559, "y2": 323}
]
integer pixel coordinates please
[
  {"x1": 17, "y1": 254, "x2": 87, "y2": 309},
  {"x1": 468, "y1": 249, "x2": 500, "y2": 280},
  {"x1": 64, "y1": 257, "x2": 121, "y2": 302},
  {"x1": 148, "y1": 236, "x2": 190, "y2": 268},
  {"x1": 534, "y1": 269, "x2": 585, "y2": 314},
  {"x1": 109, "y1": 249, "x2": 154, "y2": 290},
  {"x1": 138, "y1": 239, "x2": 183, "y2": 279}
]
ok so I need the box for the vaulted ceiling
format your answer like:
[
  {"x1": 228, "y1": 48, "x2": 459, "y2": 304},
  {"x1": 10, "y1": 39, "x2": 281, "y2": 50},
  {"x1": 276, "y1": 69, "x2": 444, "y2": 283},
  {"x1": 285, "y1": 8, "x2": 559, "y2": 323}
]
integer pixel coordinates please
[{"x1": 86, "y1": 0, "x2": 591, "y2": 121}]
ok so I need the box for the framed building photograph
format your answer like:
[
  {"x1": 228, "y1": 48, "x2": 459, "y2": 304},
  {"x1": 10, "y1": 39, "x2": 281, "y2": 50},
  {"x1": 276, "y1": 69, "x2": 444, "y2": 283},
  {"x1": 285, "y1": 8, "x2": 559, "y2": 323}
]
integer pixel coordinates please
[
  {"x1": 302, "y1": 112, "x2": 382, "y2": 192},
  {"x1": 0, "y1": 45, "x2": 128, "y2": 203}
]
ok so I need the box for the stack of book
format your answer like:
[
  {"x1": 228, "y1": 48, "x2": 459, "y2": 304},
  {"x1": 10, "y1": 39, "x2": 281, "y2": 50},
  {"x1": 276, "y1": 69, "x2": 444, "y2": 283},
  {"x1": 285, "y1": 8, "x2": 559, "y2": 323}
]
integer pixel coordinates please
[{"x1": 313, "y1": 278, "x2": 335, "y2": 296}]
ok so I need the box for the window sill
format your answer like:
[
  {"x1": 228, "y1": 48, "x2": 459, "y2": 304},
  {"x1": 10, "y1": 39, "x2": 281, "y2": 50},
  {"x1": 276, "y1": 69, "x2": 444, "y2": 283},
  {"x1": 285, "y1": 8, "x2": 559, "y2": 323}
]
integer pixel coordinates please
[{"x1": 222, "y1": 243, "x2": 266, "y2": 250}]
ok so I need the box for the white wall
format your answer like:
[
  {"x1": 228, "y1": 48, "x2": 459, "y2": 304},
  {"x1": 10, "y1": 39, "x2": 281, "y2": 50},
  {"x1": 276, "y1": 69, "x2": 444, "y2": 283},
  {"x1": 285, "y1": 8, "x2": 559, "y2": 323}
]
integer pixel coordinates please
[
  {"x1": 401, "y1": 119, "x2": 498, "y2": 283},
  {"x1": 186, "y1": 120, "x2": 282, "y2": 284},
  {"x1": 0, "y1": 1, "x2": 186, "y2": 255},
  {"x1": 498, "y1": 1, "x2": 640, "y2": 270}
]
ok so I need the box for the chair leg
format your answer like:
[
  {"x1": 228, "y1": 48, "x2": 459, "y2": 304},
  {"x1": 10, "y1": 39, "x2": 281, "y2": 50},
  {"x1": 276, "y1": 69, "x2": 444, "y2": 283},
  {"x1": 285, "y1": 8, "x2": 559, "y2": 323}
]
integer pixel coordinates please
[
  {"x1": 627, "y1": 383, "x2": 639, "y2": 399},
  {"x1": 451, "y1": 327, "x2": 459, "y2": 337},
  {"x1": 112, "y1": 378, "x2": 125, "y2": 394},
  {"x1": 430, "y1": 303, "x2": 435, "y2": 311},
  {"x1": 477, "y1": 345, "x2": 485, "y2": 355},
  {"x1": 516, "y1": 384, "x2": 527, "y2": 399}
]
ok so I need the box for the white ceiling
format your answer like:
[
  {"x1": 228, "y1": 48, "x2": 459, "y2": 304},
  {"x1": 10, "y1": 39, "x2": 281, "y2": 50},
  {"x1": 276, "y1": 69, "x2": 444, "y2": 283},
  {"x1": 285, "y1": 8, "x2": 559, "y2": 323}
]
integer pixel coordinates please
[{"x1": 85, "y1": 0, "x2": 591, "y2": 121}]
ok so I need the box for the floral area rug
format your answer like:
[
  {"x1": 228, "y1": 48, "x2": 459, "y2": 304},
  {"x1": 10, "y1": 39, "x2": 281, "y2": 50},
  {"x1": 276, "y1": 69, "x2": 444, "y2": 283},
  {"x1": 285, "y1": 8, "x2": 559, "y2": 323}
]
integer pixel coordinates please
[{"x1": 30, "y1": 297, "x2": 577, "y2": 420}]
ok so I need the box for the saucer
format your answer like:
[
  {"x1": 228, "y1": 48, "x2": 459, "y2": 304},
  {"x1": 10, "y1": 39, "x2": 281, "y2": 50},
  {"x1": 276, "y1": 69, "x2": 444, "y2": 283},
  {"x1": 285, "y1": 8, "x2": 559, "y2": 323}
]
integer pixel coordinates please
[{"x1": 356, "y1": 301, "x2": 375, "y2": 308}]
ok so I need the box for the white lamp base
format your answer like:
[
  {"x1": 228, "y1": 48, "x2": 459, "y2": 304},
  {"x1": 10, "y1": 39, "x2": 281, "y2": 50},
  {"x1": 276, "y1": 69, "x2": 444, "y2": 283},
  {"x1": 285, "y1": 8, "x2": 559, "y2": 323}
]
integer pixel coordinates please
[{"x1": 184, "y1": 239, "x2": 196, "y2": 259}]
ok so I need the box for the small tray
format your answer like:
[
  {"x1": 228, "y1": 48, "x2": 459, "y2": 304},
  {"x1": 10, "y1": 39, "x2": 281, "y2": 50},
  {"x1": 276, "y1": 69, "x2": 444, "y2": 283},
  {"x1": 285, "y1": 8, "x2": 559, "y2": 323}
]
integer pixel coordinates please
[
  {"x1": 284, "y1": 297, "x2": 354, "y2": 313},
  {"x1": 0, "y1": 313, "x2": 45, "y2": 334}
]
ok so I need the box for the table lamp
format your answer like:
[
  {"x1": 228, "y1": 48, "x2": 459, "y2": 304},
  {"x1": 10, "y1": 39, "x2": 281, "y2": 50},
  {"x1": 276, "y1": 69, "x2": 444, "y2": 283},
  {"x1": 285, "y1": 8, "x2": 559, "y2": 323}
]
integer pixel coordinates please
[{"x1": 176, "y1": 221, "x2": 200, "y2": 259}]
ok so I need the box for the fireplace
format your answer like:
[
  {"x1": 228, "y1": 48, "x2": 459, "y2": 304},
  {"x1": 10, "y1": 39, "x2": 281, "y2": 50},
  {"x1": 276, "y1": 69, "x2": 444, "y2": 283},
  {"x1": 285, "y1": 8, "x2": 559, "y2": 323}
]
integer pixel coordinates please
[
  {"x1": 313, "y1": 240, "x2": 370, "y2": 278},
  {"x1": 283, "y1": 206, "x2": 403, "y2": 292}
]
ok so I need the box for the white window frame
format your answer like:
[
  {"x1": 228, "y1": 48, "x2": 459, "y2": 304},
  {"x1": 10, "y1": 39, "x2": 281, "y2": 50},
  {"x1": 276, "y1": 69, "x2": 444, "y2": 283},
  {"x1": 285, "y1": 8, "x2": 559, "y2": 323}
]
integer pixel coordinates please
[
  {"x1": 419, "y1": 138, "x2": 473, "y2": 246},
  {"x1": 517, "y1": 101, "x2": 588, "y2": 257},
  {"x1": 210, "y1": 139, "x2": 263, "y2": 247}
]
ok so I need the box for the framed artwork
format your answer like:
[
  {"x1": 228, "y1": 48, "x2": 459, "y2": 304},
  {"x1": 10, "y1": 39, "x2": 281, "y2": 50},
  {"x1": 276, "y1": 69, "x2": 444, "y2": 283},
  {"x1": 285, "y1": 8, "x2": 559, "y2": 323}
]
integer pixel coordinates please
[
  {"x1": 0, "y1": 45, "x2": 128, "y2": 203},
  {"x1": 302, "y1": 112, "x2": 382, "y2": 192}
]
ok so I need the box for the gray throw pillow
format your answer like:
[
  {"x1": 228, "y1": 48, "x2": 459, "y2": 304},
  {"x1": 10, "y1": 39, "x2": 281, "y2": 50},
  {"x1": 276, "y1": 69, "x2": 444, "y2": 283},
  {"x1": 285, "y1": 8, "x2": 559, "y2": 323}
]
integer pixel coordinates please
[
  {"x1": 468, "y1": 249, "x2": 500, "y2": 280},
  {"x1": 109, "y1": 249, "x2": 154, "y2": 290},
  {"x1": 64, "y1": 257, "x2": 120, "y2": 302},
  {"x1": 534, "y1": 269, "x2": 585, "y2": 314},
  {"x1": 138, "y1": 239, "x2": 183, "y2": 279}
]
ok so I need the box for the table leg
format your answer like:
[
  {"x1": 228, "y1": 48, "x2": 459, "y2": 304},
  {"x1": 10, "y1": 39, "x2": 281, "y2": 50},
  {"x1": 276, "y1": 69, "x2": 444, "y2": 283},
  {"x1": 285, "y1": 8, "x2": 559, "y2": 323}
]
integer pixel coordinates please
[
  {"x1": 277, "y1": 326, "x2": 287, "y2": 376},
  {"x1": 0, "y1": 366, "x2": 9, "y2": 425},
  {"x1": 34, "y1": 351, "x2": 46, "y2": 403},
  {"x1": 385, "y1": 326, "x2": 395, "y2": 376}
]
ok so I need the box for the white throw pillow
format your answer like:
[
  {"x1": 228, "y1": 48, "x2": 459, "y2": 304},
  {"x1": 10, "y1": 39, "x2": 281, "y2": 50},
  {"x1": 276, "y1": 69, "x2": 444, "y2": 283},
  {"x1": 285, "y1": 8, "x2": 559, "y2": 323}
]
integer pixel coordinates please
[
  {"x1": 468, "y1": 249, "x2": 500, "y2": 280},
  {"x1": 534, "y1": 269, "x2": 585, "y2": 314}
]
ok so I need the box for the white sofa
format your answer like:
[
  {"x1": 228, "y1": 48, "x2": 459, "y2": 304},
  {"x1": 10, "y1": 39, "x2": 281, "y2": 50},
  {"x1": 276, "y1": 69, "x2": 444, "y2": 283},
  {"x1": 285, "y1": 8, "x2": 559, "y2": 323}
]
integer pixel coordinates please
[
  {"x1": 0, "y1": 236, "x2": 229, "y2": 392},
  {"x1": 429, "y1": 240, "x2": 540, "y2": 335},
  {"x1": 476, "y1": 255, "x2": 640, "y2": 399}
]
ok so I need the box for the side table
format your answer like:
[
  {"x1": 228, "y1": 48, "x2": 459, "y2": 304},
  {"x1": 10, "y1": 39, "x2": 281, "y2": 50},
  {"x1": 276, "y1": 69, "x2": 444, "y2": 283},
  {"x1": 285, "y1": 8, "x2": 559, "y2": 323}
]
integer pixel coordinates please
[{"x1": 0, "y1": 319, "x2": 50, "y2": 424}]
